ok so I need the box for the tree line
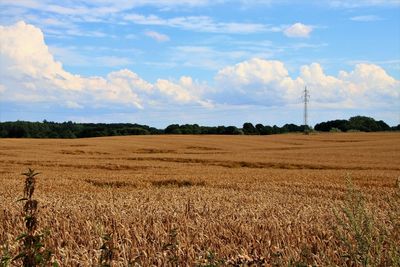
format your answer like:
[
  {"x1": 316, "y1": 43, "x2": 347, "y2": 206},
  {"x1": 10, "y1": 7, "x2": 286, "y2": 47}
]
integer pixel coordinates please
[
  {"x1": 0, "y1": 116, "x2": 398, "y2": 138},
  {"x1": 314, "y1": 116, "x2": 398, "y2": 132}
]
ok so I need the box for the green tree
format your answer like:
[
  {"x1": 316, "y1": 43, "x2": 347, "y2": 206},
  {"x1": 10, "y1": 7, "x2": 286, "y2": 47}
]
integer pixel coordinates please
[
  {"x1": 165, "y1": 124, "x2": 182, "y2": 134},
  {"x1": 242, "y1": 122, "x2": 258, "y2": 135}
]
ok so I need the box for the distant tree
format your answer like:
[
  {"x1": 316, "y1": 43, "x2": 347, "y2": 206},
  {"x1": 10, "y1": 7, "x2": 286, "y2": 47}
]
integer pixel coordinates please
[
  {"x1": 272, "y1": 125, "x2": 281, "y2": 134},
  {"x1": 216, "y1": 126, "x2": 227, "y2": 134},
  {"x1": 224, "y1": 126, "x2": 243, "y2": 135},
  {"x1": 391, "y1": 124, "x2": 400, "y2": 131},
  {"x1": 376, "y1": 120, "x2": 390, "y2": 131},
  {"x1": 282, "y1": 123, "x2": 303, "y2": 133},
  {"x1": 242, "y1": 122, "x2": 258, "y2": 135},
  {"x1": 0, "y1": 129, "x2": 7, "y2": 138},
  {"x1": 315, "y1": 119, "x2": 350, "y2": 132},
  {"x1": 0, "y1": 116, "x2": 395, "y2": 138},
  {"x1": 165, "y1": 124, "x2": 182, "y2": 134},
  {"x1": 120, "y1": 127, "x2": 150, "y2": 135},
  {"x1": 200, "y1": 126, "x2": 218, "y2": 134},
  {"x1": 348, "y1": 116, "x2": 379, "y2": 132},
  {"x1": 180, "y1": 124, "x2": 201, "y2": 134},
  {"x1": 280, "y1": 125, "x2": 289, "y2": 133},
  {"x1": 255, "y1": 124, "x2": 265, "y2": 134},
  {"x1": 8, "y1": 123, "x2": 29, "y2": 138},
  {"x1": 314, "y1": 116, "x2": 392, "y2": 132},
  {"x1": 263, "y1": 125, "x2": 273, "y2": 135}
]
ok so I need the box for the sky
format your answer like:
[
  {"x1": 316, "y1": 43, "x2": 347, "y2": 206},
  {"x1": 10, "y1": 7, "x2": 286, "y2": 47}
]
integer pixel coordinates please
[{"x1": 0, "y1": 0, "x2": 399, "y2": 127}]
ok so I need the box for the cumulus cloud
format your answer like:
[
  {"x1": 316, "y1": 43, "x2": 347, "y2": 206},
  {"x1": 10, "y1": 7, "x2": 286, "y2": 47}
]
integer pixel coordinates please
[
  {"x1": 300, "y1": 62, "x2": 399, "y2": 108},
  {"x1": 214, "y1": 58, "x2": 303, "y2": 105},
  {"x1": 144, "y1": 30, "x2": 170, "y2": 42},
  {"x1": 0, "y1": 21, "x2": 205, "y2": 109},
  {"x1": 299, "y1": 63, "x2": 345, "y2": 102},
  {"x1": 1, "y1": 21, "x2": 398, "y2": 116},
  {"x1": 284, "y1": 23, "x2": 313, "y2": 38},
  {"x1": 213, "y1": 58, "x2": 399, "y2": 108},
  {"x1": 0, "y1": 21, "x2": 143, "y2": 107},
  {"x1": 153, "y1": 76, "x2": 213, "y2": 108},
  {"x1": 338, "y1": 63, "x2": 399, "y2": 102},
  {"x1": 216, "y1": 58, "x2": 289, "y2": 85}
]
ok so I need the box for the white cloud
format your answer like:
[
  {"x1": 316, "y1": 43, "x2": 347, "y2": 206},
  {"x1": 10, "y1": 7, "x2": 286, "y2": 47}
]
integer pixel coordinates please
[
  {"x1": 155, "y1": 78, "x2": 196, "y2": 102},
  {"x1": 216, "y1": 58, "x2": 289, "y2": 85},
  {"x1": 0, "y1": 1, "x2": 310, "y2": 37},
  {"x1": 350, "y1": 15, "x2": 382, "y2": 22},
  {"x1": 284, "y1": 23, "x2": 313, "y2": 38},
  {"x1": 170, "y1": 46, "x2": 250, "y2": 70},
  {"x1": 65, "y1": 100, "x2": 83, "y2": 109},
  {"x1": 96, "y1": 56, "x2": 133, "y2": 67},
  {"x1": 214, "y1": 58, "x2": 303, "y2": 105},
  {"x1": 329, "y1": 0, "x2": 400, "y2": 8},
  {"x1": 144, "y1": 30, "x2": 170, "y2": 42},
  {"x1": 50, "y1": 45, "x2": 142, "y2": 64},
  {"x1": 338, "y1": 63, "x2": 399, "y2": 100},
  {"x1": 6, "y1": 0, "x2": 398, "y2": 12},
  {"x1": 1, "y1": 21, "x2": 398, "y2": 117},
  {"x1": 300, "y1": 63, "x2": 346, "y2": 102},
  {"x1": 213, "y1": 58, "x2": 399, "y2": 108},
  {"x1": 0, "y1": 0, "x2": 222, "y2": 16},
  {"x1": 0, "y1": 21, "x2": 205, "y2": 109},
  {"x1": 153, "y1": 76, "x2": 213, "y2": 107},
  {"x1": 237, "y1": 0, "x2": 400, "y2": 8},
  {"x1": 124, "y1": 13, "x2": 270, "y2": 34}
]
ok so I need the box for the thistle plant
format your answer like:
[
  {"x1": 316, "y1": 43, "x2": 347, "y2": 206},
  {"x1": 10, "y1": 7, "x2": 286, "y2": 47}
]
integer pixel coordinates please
[
  {"x1": 14, "y1": 169, "x2": 55, "y2": 267},
  {"x1": 333, "y1": 176, "x2": 392, "y2": 266},
  {"x1": 163, "y1": 227, "x2": 179, "y2": 264},
  {"x1": 99, "y1": 233, "x2": 115, "y2": 267}
]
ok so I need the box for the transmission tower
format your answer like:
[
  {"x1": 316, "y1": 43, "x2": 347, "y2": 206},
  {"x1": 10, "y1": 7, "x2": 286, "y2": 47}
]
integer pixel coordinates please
[{"x1": 303, "y1": 86, "x2": 310, "y2": 132}]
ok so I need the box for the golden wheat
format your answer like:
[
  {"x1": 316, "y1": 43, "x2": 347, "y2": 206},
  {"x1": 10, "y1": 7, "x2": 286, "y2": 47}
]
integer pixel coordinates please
[{"x1": 0, "y1": 133, "x2": 399, "y2": 265}]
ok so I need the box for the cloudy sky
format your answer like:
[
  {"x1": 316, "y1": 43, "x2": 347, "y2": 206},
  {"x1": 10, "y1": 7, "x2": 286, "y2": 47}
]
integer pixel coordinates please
[{"x1": 0, "y1": 0, "x2": 399, "y2": 127}]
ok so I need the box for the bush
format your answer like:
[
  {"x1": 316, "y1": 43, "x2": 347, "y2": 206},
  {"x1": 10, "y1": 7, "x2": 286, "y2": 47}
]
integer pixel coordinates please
[
  {"x1": 334, "y1": 177, "x2": 399, "y2": 266},
  {"x1": 329, "y1": 127, "x2": 342, "y2": 133}
]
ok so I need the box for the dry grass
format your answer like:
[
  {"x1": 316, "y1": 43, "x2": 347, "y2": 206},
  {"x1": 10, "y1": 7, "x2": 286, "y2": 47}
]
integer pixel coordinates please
[{"x1": 0, "y1": 133, "x2": 399, "y2": 266}]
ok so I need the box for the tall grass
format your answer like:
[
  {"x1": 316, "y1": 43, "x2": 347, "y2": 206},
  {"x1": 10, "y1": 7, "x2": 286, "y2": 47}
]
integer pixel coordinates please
[
  {"x1": 1, "y1": 169, "x2": 57, "y2": 267},
  {"x1": 334, "y1": 176, "x2": 400, "y2": 266}
]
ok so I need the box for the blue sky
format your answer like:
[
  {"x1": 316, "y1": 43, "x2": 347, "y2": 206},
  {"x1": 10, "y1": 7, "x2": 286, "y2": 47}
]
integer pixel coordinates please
[{"x1": 0, "y1": 0, "x2": 399, "y2": 127}]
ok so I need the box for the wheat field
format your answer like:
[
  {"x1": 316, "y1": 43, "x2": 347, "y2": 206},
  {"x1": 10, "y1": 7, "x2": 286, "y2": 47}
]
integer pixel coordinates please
[{"x1": 0, "y1": 133, "x2": 399, "y2": 266}]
